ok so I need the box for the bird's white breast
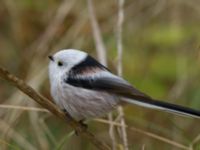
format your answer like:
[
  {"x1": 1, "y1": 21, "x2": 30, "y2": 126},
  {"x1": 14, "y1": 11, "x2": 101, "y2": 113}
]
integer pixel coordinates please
[{"x1": 51, "y1": 78, "x2": 120, "y2": 121}]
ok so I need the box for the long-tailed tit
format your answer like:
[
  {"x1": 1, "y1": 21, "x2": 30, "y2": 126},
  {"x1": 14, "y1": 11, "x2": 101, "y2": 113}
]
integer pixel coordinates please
[{"x1": 48, "y1": 49, "x2": 200, "y2": 121}]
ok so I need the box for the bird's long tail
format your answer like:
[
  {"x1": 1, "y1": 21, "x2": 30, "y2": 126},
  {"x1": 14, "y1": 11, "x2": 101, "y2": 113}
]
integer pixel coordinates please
[{"x1": 122, "y1": 96, "x2": 200, "y2": 119}]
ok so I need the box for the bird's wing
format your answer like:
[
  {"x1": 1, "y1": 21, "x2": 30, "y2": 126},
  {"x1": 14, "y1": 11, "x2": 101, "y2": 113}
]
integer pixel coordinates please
[
  {"x1": 64, "y1": 53, "x2": 148, "y2": 98},
  {"x1": 65, "y1": 69, "x2": 200, "y2": 119},
  {"x1": 65, "y1": 69, "x2": 148, "y2": 98}
]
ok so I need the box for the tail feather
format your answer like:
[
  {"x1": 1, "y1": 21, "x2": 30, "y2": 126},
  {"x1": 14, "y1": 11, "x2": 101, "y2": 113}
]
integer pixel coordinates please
[{"x1": 122, "y1": 97, "x2": 200, "y2": 119}]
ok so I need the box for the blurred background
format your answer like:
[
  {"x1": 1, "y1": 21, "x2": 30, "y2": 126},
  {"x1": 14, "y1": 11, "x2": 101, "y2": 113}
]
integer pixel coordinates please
[{"x1": 0, "y1": 0, "x2": 200, "y2": 149}]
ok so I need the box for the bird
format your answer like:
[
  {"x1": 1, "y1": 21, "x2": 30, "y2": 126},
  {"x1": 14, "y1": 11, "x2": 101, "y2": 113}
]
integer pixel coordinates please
[{"x1": 48, "y1": 49, "x2": 200, "y2": 121}]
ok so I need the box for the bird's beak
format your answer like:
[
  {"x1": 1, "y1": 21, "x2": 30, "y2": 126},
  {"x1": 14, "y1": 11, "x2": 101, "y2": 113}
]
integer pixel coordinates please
[{"x1": 48, "y1": 55, "x2": 54, "y2": 61}]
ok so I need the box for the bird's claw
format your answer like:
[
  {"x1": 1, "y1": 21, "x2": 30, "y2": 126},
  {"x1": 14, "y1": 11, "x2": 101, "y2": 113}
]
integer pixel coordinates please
[{"x1": 75, "y1": 120, "x2": 88, "y2": 136}]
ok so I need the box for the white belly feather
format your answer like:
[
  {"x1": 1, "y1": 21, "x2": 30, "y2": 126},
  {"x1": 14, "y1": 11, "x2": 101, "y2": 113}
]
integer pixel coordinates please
[{"x1": 51, "y1": 80, "x2": 119, "y2": 121}]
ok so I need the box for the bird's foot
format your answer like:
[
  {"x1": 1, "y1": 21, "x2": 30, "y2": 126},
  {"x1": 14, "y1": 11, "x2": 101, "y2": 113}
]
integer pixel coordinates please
[
  {"x1": 79, "y1": 119, "x2": 88, "y2": 129},
  {"x1": 62, "y1": 110, "x2": 88, "y2": 136},
  {"x1": 75, "y1": 120, "x2": 88, "y2": 136}
]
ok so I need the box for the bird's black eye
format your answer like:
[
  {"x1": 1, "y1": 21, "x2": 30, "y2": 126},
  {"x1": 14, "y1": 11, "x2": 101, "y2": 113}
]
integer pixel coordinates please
[{"x1": 58, "y1": 61, "x2": 63, "y2": 67}]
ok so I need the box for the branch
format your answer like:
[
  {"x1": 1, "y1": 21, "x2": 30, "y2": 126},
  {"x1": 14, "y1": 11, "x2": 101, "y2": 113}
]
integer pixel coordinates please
[
  {"x1": 0, "y1": 67, "x2": 110, "y2": 150},
  {"x1": 95, "y1": 119, "x2": 190, "y2": 150},
  {"x1": 87, "y1": 0, "x2": 107, "y2": 66},
  {"x1": 116, "y1": 0, "x2": 129, "y2": 149},
  {"x1": 28, "y1": 0, "x2": 76, "y2": 57}
]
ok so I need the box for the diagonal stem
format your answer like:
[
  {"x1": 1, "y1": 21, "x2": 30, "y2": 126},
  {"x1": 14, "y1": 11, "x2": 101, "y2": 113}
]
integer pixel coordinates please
[
  {"x1": 116, "y1": 0, "x2": 129, "y2": 149},
  {"x1": 0, "y1": 67, "x2": 111, "y2": 150}
]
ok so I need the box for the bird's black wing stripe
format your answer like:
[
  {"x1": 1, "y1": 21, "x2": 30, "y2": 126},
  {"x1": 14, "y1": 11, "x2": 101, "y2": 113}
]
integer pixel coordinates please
[
  {"x1": 65, "y1": 75, "x2": 150, "y2": 98},
  {"x1": 65, "y1": 77, "x2": 95, "y2": 89},
  {"x1": 69, "y1": 55, "x2": 109, "y2": 75}
]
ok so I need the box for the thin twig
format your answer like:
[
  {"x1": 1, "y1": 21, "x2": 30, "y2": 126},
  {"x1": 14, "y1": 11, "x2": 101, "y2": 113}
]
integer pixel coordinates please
[
  {"x1": 189, "y1": 133, "x2": 200, "y2": 150},
  {"x1": 87, "y1": 0, "x2": 107, "y2": 65},
  {"x1": 0, "y1": 67, "x2": 111, "y2": 150},
  {"x1": 116, "y1": 0, "x2": 129, "y2": 149},
  {"x1": 28, "y1": 0, "x2": 76, "y2": 58},
  {"x1": 94, "y1": 119, "x2": 190, "y2": 150},
  {"x1": 87, "y1": 0, "x2": 117, "y2": 149},
  {"x1": 53, "y1": 10, "x2": 88, "y2": 51},
  {"x1": 39, "y1": 115, "x2": 58, "y2": 146},
  {"x1": 28, "y1": 102, "x2": 49, "y2": 149},
  {"x1": 108, "y1": 113, "x2": 117, "y2": 150},
  {"x1": 0, "y1": 104, "x2": 48, "y2": 112},
  {"x1": 0, "y1": 120, "x2": 37, "y2": 150},
  {"x1": 116, "y1": 0, "x2": 124, "y2": 76},
  {"x1": 0, "y1": 138, "x2": 19, "y2": 150},
  {"x1": 142, "y1": 144, "x2": 145, "y2": 150},
  {"x1": 3, "y1": 65, "x2": 47, "y2": 139}
]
